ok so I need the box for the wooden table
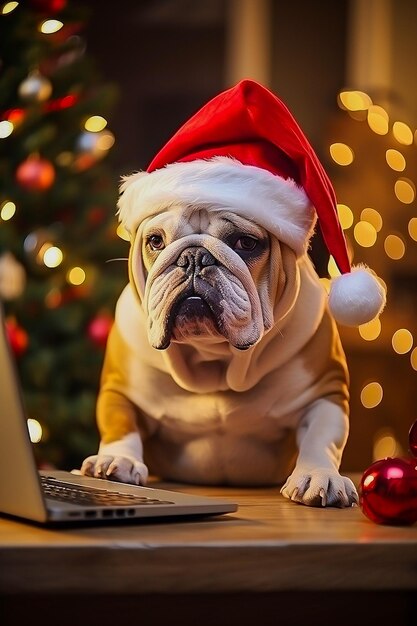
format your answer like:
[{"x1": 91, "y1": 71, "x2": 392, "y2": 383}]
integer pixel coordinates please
[{"x1": 1, "y1": 475, "x2": 416, "y2": 626}]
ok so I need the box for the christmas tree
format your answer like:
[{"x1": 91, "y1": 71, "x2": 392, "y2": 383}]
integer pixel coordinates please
[{"x1": 0, "y1": 0, "x2": 128, "y2": 470}]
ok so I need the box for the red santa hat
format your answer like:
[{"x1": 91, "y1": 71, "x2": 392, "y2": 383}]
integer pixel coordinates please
[{"x1": 118, "y1": 79, "x2": 386, "y2": 326}]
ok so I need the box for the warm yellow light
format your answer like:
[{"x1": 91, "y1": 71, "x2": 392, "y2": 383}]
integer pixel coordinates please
[
  {"x1": 392, "y1": 328, "x2": 413, "y2": 354},
  {"x1": 360, "y1": 208, "x2": 383, "y2": 232},
  {"x1": 359, "y1": 317, "x2": 381, "y2": 341},
  {"x1": 410, "y1": 347, "x2": 417, "y2": 371},
  {"x1": 116, "y1": 224, "x2": 130, "y2": 241},
  {"x1": 384, "y1": 234, "x2": 405, "y2": 260},
  {"x1": 56, "y1": 151, "x2": 73, "y2": 166},
  {"x1": 373, "y1": 428, "x2": 400, "y2": 461},
  {"x1": 367, "y1": 105, "x2": 389, "y2": 135},
  {"x1": 1, "y1": 2, "x2": 19, "y2": 14},
  {"x1": 43, "y1": 246, "x2": 63, "y2": 268},
  {"x1": 394, "y1": 178, "x2": 415, "y2": 204},
  {"x1": 354, "y1": 221, "x2": 377, "y2": 247},
  {"x1": 319, "y1": 277, "x2": 331, "y2": 294},
  {"x1": 1, "y1": 200, "x2": 16, "y2": 220},
  {"x1": 336, "y1": 203, "x2": 354, "y2": 230},
  {"x1": 329, "y1": 143, "x2": 354, "y2": 166},
  {"x1": 361, "y1": 382, "x2": 383, "y2": 409},
  {"x1": 338, "y1": 90, "x2": 372, "y2": 111},
  {"x1": 84, "y1": 115, "x2": 108, "y2": 133},
  {"x1": 408, "y1": 218, "x2": 417, "y2": 242},
  {"x1": 327, "y1": 255, "x2": 340, "y2": 278},
  {"x1": 393, "y1": 121, "x2": 413, "y2": 146},
  {"x1": 27, "y1": 418, "x2": 42, "y2": 444},
  {"x1": 0, "y1": 120, "x2": 13, "y2": 139},
  {"x1": 39, "y1": 19, "x2": 63, "y2": 34},
  {"x1": 96, "y1": 130, "x2": 115, "y2": 151},
  {"x1": 385, "y1": 149, "x2": 406, "y2": 172},
  {"x1": 67, "y1": 266, "x2": 86, "y2": 285}
]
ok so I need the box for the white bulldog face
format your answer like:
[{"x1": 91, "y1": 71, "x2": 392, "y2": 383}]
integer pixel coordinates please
[{"x1": 129, "y1": 206, "x2": 274, "y2": 351}]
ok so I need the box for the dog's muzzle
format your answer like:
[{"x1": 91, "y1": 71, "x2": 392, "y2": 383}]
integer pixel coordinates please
[{"x1": 140, "y1": 235, "x2": 265, "y2": 351}]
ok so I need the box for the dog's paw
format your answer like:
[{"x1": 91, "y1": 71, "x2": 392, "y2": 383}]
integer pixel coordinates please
[
  {"x1": 80, "y1": 454, "x2": 149, "y2": 486},
  {"x1": 280, "y1": 468, "x2": 358, "y2": 508}
]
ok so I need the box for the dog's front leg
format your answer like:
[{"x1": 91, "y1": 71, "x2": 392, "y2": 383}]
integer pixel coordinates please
[
  {"x1": 80, "y1": 389, "x2": 149, "y2": 486},
  {"x1": 280, "y1": 398, "x2": 358, "y2": 507}
]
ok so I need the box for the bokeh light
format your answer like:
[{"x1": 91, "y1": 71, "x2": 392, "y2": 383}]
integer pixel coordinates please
[
  {"x1": 329, "y1": 143, "x2": 354, "y2": 166},
  {"x1": 392, "y1": 328, "x2": 413, "y2": 354},
  {"x1": 360, "y1": 207, "x2": 383, "y2": 232},
  {"x1": 361, "y1": 382, "x2": 383, "y2": 409},
  {"x1": 354, "y1": 221, "x2": 377, "y2": 247},
  {"x1": 385, "y1": 149, "x2": 406, "y2": 172},
  {"x1": 384, "y1": 234, "x2": 405, "y2": 260}
]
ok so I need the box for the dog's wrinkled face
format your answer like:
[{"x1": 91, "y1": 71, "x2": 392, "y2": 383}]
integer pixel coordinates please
[{"x1": 129, "y1": 206, "x2": 273, "y2": 351}]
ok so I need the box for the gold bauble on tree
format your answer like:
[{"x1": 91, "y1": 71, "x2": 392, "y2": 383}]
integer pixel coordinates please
[{"x1": 18, "y1": 70, "x2": 52, "y2": 103}]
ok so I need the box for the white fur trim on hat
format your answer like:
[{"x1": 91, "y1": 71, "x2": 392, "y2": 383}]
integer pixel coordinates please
[
  {"x1": 328, "y1": 265, "x2": 386, "y2": 326},
  {"x1": 117, "y1": 156, "x2": 316, "y2": 256}
]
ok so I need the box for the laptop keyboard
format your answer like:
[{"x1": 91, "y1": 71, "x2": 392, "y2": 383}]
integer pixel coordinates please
[{"x1": 40, "y1": 476, "x2": 174, "y2": 507}]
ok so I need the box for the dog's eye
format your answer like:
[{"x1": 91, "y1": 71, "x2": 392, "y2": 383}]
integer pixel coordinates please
[
  {"x1": 147, "y1": 234, "x2": 165, "y2": 251},
  {"x1": 234, "y1": 236, "x2": 258, "y2": 252}
]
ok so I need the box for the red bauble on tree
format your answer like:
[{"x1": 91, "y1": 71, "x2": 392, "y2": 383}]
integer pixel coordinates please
[
  {"x1": 359, "y1": 419, "x2": 417, "y2": 526},
  {"x1": 16, "y1": 154, "x2": 56, "y2": 192},
  {"x1": 5, "y1": 318, "x2": 29, "y2": 357},
  {"x1": 87, "y1": 312, "x2": 113, "y2": 348},
  {"x1": 28, "y1": 0, "x2": 67, "y2": 12}
]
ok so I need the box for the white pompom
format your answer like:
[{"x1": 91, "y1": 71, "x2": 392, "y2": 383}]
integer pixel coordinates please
[{"x1": 328, "y1": 265, "x2": 386, "y2": 326}]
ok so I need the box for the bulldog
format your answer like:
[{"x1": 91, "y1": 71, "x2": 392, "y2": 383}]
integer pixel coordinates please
[{"x1": 80, "y1": 81, "x2": 386, "y2": 507}]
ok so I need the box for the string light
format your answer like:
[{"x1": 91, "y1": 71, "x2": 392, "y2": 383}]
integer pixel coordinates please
[
  {"x1": 27, "y1": 418, "x2": 43, "y2": 443},
  {"x1": 359, "y1": 318, "x2": 381, "y2": 341},
  {"x1": 392, "y1": 121, "x2": 413, "y2": 146},
  {"x1": 373, "y1": 428, "x2": 401, "y2": 461},
  {"x1": 327, "y1": 255, "x2": 340, "y2": 278},
  {"x1": 0, "y1": 200, "x2": 16, "y2": 220},
  {"x1": 329, "y1": 143, "x2": 354, "y2": 166},
  {"x1": 360, "y1": 382, "x2": 383, "y2": 409},
  {"x1": 336, "y1": 203, "x2": 354, "y2": 230},
  {"x1": 408, "y1": 218, "x2": 417, "y2": 242},
  {"x1": 67, "y1": 266, "x2": 86, "y2": 285},
  {"x1": 360, "y1": 207, "x2": 383, "y2": 232},
  {"x1": 40, "y1": 245, "x2": 63, "y2": 268},
  {"x1": 392, "y1": 328, "x2": 413, "y2": 354},
  {"x1": 338, "y1": 90, "x2": 372, "y2": 111},
  {"x1": 367, "y1": 105, "x2": 389, "y2": 135},
  {"x1": 1, "y1": 2, "x2": 19, "y2": 14},
  {"x1": 0, "y1": 120, "x2": 14, "y2": 139},
  {"x1": 354, "y1": 220, "x2": 377, "y2": 247},
  {"x1": 39, "y1": 19, "x2": 64, "y2": 34},
  {"x1": 385, "y1": 149, "x2": 406, "y2": 172},
  {"x1": 384, "y1": 234, "x2": 405, "y2": 260},
  {"x1": 84, "y1": 116, "x2": 107, "y2": 132},
  {"x1": 394, "y1": 178, "x2": 416, "y2": 204},
  {"x1": 410, "y1": 348, "x2": 417, "y2": 371}
]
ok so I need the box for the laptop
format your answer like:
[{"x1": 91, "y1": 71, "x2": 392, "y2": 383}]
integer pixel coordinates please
[{"x1": 0, "y1": 303, "x2": 238, "y2": 524}]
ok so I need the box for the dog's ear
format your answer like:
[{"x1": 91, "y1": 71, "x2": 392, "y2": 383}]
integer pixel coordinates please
[{"x1": 257, "y1": 239, "x2": 300, "y2": 331}]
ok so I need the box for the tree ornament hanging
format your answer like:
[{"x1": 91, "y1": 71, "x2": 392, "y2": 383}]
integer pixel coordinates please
[
  {"x1": 0, "y1": 252, "x2": 26, "y2": 300},
  {"x1": 28, "y1": 0, "x2": 67, "y2": 13},
  {"x1": 87, "y1": 312, "x2": 113, "y2": 348},
  {"x1": 16, "y1": 154, "x2": 56, "y2": 191},
  {"x1": 18, "y1": 71, "x2": 52, "y2": 103},
  {"x1": 5, "y1": 317, "x2": 29, "y2": 357},
  {"x1": 359, "y1": 419, "x2": 417, "y2": 525}
]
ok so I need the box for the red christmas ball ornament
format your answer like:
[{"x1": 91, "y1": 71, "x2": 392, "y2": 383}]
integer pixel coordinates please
[
  {"x1": 359, "y1": 419, "x2": 417, "y2": 526},
  {"x1": 87, "y1": 313, "x2": 113, "y2": 348},
  {"x1": 409, "y1": 420, "x2": 417, "y2": 459},
  {"x1": 16, "y1": 155, "x2": 56, "y2": 192},
  {"x1": 5, "y1": 318, "x2": 29, "y2": 357}
]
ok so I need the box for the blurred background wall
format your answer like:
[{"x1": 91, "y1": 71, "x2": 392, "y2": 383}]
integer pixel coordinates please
[{"x1": 82, "y1": 0, "x2": 417, "y2": 471}]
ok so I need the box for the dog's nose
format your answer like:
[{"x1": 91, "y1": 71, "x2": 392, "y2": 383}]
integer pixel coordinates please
[{"x1": 176, "y1": 247, "x2": 216, "y2": 272}]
